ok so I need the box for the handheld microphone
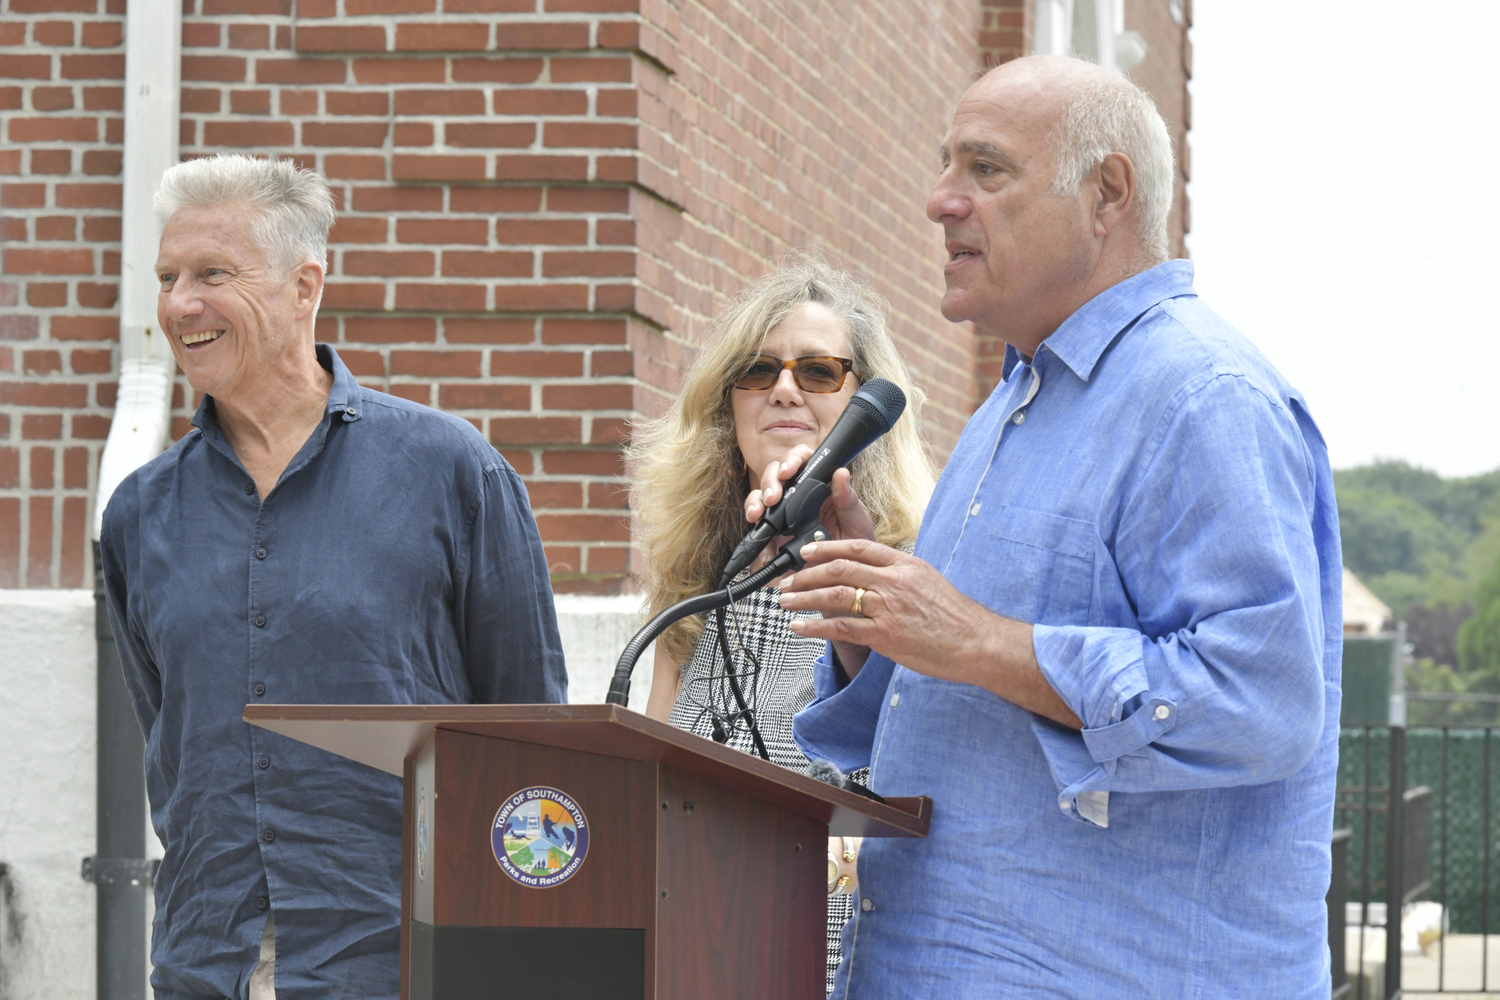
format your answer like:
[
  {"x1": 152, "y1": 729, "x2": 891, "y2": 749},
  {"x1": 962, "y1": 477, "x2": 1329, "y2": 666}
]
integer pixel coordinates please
[{"x1": 718, "y1": 377, "x2": 906, "y2": 587}]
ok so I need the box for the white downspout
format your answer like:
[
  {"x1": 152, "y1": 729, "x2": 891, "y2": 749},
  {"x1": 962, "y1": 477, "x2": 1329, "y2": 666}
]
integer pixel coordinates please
[
  {"x1": 1090, "y1": 0, "x2": 1115, "y2": 72},
  {"x1": 87, "y1": 2, "x2": 179, "y2": 997},
  {"x1": 1033, "y1": 0, "x2": 1072, "y2": 57},
  {"x1": 93, "y1": 0, "x2": 181, "y2": 540}
]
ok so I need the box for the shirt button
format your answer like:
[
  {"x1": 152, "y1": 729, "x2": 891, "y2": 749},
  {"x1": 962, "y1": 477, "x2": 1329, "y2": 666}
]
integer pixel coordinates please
[
  {"x1": 244, "y1": 482, "x2": 255, "y2": 495},
  {"x1": 346, "y1": 407, "x2": 357, "y2": 417},
  {"x1": 255, "y1": 895, "x2": 268, "y2": 910},
  {"x1": 861, "y1": 898, "x2": 875, "y2": 912},
  {"x1": 253, "y1": 682, "x2": 266, "y2": 696},
  {"x1": 1154, "y1": 705, "x2": 1171, "y2": 720},
  {"x1": 1012, "y1": 411, "x2": 1026, "y2": 425},
  {"x1": 1060, "y1": 800, "x2": 1071, "y2": 812},
  {"x1": 969, "y1": 503, "x2": 981, "y2": 516},
  {"x1": 257, "y1": 755, "x2": 270, "y2": 769},
  {"x1": 254, "y1": 615, "x2": 266, "y2": 627},
  {"x1": 262, "y1": 829, "x2": 275, "y2": 843},
  {"x1": 255, "y1": 547, "x2": 267, "y2": 560},
  {"x1": 890, "y1": 692, "x2": 900, "y2": 708}
]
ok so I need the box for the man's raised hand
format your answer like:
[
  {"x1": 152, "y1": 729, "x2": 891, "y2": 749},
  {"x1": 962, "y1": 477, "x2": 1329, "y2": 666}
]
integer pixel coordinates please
[{"x1": 778, "y1": 539, "x2": 1082, "y2": 728}]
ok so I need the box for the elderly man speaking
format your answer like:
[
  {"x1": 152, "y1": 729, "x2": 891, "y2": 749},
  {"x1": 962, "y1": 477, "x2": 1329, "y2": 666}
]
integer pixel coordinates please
[
  {"x1": 100, "y1": 155, "x2": 566, "y2": 999},
  {"x1": 773, "y1": 57, "x2": 1340, "y2": 996}
]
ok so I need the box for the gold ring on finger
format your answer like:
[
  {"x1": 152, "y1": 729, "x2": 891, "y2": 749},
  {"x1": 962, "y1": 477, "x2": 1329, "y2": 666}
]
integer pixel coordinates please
[{"x1": 852, "y1": 588, "x2": 865, "y2": 616}]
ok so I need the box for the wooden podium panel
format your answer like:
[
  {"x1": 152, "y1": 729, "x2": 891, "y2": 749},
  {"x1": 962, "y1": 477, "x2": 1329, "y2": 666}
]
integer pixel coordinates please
[
  {"x1": 415, "y1": 730, "x2": 658, "y2": 998},
  {"x1": 245, "y1": 704, "x2": 930, "y2": 1000},
  {"x1": 657, "y1": 765, "x2": 826, "y2": 997}
]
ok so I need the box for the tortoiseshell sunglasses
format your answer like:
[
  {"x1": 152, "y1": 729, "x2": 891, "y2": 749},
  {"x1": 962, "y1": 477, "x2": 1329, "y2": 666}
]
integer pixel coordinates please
[{"x1": 732, "y1": 354, "x2": 855, "y2": 393}]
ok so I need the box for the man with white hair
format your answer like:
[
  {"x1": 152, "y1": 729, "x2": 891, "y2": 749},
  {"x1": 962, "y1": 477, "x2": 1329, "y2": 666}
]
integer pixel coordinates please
[
  {"x1": 100, "y1": 154, "x2": 567, "y2": 1000},
  {"x1": 771, "y1": 57, "x2": 1341, "y2": 996}
]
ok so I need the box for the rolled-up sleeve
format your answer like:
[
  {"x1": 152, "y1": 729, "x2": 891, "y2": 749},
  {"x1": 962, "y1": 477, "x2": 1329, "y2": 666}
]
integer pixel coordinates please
[
  {"x1": 792, "y1": 645, "x2": 897, "y2": 773},
  {"x1": 1031, "y1": 374, "x2": 1328, "y2": 821}
]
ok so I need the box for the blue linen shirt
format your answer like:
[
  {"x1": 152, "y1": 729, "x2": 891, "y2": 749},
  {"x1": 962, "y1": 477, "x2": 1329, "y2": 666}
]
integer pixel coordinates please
[
  {"x1": 100, "y1": 344, "x2": 567, "y2": 1000},
  {"x1": 794, "y1": 261, "x2": 1343, "y2": 998}
]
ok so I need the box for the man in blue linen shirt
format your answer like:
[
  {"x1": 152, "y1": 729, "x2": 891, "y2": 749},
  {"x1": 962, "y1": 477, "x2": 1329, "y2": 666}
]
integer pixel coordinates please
[
  {"x1": 100, "y1": 155, "x2": 567, "y2": 1000},
  {"x1": 766, "y1": 57, "x2": 1341, "y2": 996}
]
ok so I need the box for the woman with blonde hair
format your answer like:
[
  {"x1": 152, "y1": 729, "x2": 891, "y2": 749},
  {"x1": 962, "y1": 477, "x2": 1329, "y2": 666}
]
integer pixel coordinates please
[{"x1": 628, "y1": 252, "x2": 935, "y2": 993}]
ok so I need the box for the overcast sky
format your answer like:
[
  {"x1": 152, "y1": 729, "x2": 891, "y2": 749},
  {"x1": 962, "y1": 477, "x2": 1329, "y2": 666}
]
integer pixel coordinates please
[{"x1": 1187, "y1": 1, "x2": 1500, "y2": 478}]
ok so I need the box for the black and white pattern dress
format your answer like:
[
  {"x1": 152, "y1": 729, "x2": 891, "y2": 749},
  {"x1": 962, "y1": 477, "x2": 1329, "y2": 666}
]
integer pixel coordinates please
[{"x1": 667, "y1": 584, "x2": 858, "y2": 996}]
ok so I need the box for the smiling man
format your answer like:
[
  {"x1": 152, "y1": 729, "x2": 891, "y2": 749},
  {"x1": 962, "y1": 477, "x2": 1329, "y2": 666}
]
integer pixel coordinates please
[
  {"x1": 99, "y1": 154, "x2": 566, "y2": 1000},
  {"x1": 776, "y1": 57, "x2": 1344, "y2": 997}
]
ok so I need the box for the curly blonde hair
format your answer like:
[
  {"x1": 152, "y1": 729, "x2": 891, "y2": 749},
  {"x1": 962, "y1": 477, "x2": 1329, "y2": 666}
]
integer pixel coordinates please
[{"x1": 628, "y1": 253, "x2": 936, "y2": 663}]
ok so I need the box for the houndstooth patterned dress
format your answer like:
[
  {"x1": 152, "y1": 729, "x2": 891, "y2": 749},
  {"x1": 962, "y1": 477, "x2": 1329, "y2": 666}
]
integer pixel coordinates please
[{"x1": 667, "y1": 584, "x2": 860, "y2": 996}]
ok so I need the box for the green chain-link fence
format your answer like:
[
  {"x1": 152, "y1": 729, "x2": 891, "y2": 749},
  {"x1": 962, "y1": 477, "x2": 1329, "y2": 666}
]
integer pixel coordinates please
[{"x1": 1339, "y1": 727, "x2": 1500, "y2": 934}]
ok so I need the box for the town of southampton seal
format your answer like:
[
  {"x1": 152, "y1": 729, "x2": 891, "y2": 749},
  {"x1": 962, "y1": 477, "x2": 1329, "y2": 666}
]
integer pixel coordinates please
[{"x1": 491, "y1": 786, "x2": 589, "y2": 888}]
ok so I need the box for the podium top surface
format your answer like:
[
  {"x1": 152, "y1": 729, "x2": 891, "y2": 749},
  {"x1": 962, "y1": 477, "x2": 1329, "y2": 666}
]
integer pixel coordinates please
[{"x1": 245, "y1": 703, "x2": 929, "y2": 839}]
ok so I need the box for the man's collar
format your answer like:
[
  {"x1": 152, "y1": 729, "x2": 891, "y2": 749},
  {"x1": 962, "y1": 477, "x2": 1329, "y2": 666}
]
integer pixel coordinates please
[
  {"x1": 1001, "y1": 259, "x2": 1197, "y2": 383},
  {"x1": 190, "y1": 343, "x2": 362, "y2": 437},
  {"x1": 319, "y1": 343, "x2": 362, "y2": 421}
]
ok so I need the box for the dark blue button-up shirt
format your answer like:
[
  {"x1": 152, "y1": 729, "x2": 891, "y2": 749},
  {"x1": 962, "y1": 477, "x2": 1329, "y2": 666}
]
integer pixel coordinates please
[{"x1": 101, "y1": 345, "x2": 566, "y2": 1000}]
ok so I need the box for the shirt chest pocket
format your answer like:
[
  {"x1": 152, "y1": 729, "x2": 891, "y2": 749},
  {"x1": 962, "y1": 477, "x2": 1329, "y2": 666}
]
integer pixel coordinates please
[{"x1": 950, "y1": 506, "x2": 1096, "y2": 627}]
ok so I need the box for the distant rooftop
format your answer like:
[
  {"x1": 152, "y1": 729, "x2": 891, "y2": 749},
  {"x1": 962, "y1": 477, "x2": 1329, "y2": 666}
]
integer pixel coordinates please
[{"x1": 1344, "y1": 567, "x2": 1392, "y2": 634}]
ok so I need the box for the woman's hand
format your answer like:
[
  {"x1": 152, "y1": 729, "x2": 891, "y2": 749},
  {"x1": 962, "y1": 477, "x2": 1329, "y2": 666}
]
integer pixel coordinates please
[
  {"x1": 827, "y1": 835, "x2": 860, "y2": 895},
  {"x1": 744, "y1": 448, "x2": 877, "y2": 544},
  {"x1": 745, "y1": 450, "x2": 877, "y2": 673}
]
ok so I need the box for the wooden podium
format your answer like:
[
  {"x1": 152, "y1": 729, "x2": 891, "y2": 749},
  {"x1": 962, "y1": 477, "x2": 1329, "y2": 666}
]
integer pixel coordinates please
[{"x1": 244, "y1": 703, "x2": 930, "y2": 1000}]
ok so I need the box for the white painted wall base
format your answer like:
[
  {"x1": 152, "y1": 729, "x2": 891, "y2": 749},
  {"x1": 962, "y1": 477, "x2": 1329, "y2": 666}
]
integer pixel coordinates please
[
  {"x1": 0, "y1": 589, "x2": 658, "y2": 998},
  {"x1": 0, "y1": 590, "x2": 97, "y2": 1000},
  {"x1": 553, "y1": 593, "x2": 654, "y2": 711}
]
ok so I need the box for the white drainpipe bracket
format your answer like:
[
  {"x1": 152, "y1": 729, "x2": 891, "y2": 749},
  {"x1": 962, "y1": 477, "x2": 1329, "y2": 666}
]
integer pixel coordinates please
[{"x1": 93, "y1": 355, "x2": 176, "y2": 540}]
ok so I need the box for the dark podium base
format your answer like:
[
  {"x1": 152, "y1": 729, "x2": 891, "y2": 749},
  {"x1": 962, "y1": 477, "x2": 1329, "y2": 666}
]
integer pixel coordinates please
[{"x1": 408, "y1": 922, "x2": 646, "y2": 1000}]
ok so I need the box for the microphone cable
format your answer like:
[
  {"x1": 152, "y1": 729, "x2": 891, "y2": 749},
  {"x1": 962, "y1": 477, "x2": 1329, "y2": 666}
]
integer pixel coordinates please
[{"x1": 712, "y1": 602, "x2": 770, "y2": 761}]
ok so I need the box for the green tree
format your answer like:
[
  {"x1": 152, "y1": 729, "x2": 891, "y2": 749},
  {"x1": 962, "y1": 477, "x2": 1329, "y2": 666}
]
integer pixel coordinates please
[
  {"x1": 1335, "y1": 460, "x2": 1500, "y2": 619},
  {"x1": 1406, "y1": 656, "x2": 1497, "y2": 725},
  {"x1": 1336, "y1": 460, "x2": 1500, "y2": 541},
  {"x1": 1467, "y1": 491, "x2": 1500, "y2": 582},
  {"x1": 1459, "y1": 552, "x2": 1500, "y2": 683},
  {"x1": 1337, "y1": 487, "x2": 1455, "y2": 579}
]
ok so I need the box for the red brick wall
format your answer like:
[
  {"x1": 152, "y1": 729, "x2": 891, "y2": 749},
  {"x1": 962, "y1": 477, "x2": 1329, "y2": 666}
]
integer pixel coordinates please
[
  {"x1": 1, "y1": 0, "x2": 983, "y2": 592},
  {"x1": 0, "y1": 0, "x2": 124, "y2": 588},
  {"x1": 637, "y1": 2, "x2": 982, "y2": 451},
  {"x1": 979, "y1": 0, "x2": 1030, "y2": 70},
  {"x1": 1124, "y1": 0, "x2": 1192, "y2": 260},
  {"x1": 1, "y1": 0, "x2": 1191, "y2": 592}
]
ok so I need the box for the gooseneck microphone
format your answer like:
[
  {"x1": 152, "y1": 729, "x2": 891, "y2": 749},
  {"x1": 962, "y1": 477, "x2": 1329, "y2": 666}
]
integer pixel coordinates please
[{"x1": 717, "y1": 377, "x2": 907, "y2": 587}]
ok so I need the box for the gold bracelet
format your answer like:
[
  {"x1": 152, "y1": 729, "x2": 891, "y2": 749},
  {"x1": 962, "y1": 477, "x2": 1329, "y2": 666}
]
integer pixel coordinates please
[
  {"x1": 834, "y1": 873, "x2": 852, "y2": 895},
  {"x1": 842, "y1": 837, "x2": 858, "y2": 864}
]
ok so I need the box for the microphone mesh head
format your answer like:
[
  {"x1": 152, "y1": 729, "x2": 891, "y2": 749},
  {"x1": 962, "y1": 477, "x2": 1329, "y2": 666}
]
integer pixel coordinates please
[
  {"x1": 849, "y1": 377, "x2": 907, "y2": 431},
  {"x1": 807, "y1": 759, "x2": 847, "y2": 787}
]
